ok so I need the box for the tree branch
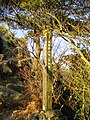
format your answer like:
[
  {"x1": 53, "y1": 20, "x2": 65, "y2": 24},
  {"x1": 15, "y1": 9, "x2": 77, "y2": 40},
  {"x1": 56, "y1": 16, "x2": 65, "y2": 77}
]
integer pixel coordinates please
[{"x1": 60, "y1": 33, "x2": 90, "y2": 67}]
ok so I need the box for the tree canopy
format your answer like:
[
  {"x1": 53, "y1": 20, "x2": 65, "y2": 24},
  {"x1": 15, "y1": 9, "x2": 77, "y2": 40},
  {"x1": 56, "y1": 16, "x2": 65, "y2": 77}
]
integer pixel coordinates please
[
  {"x1": 0, "y1": 0, "x2": 90, "y2": 66},
  {"x1": 0, "y1": 0, "x2": 90, "y2": 119}
]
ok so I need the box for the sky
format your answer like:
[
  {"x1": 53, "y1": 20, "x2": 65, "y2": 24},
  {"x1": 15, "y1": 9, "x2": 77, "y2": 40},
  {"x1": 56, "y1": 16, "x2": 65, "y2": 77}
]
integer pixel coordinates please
[
  {"x1": 0, "y1": 22, "x2": 73, "y2": 58},
  {"x1": 1, "y1": 21, "x2": 90, "y2": 64}
]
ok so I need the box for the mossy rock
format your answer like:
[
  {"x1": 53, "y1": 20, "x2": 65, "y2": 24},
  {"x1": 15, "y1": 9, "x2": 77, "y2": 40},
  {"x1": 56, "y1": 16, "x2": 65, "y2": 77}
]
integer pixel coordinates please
[
  {"x1": 6, "y1": 84, "x2": 24, "y2": 93},
  {"x1": 0, "y1": 85, "x2": 23, "y2": 103}
]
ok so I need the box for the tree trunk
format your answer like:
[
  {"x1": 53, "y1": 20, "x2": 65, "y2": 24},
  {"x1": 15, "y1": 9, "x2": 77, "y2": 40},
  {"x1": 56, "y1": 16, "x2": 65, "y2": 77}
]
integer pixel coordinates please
[{"x1": 43, "y1": 31, "x2": 52, "y2": 111}]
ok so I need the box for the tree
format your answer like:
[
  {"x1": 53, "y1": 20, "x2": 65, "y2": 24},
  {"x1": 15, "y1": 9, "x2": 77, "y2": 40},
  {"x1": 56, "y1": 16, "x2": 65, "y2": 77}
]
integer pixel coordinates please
[
  {"x1": 0, "y1": 0, "x2": 90, "y2": 119},
  {"x1": 51, "y1": 47, "x2": 90, "y2": 119},
  {"x1": 0, "y1": 0, "x2": 90, "y2": 65},
  {"x1": 62, "y1": 48, "x2": 90, "y2": 119}
]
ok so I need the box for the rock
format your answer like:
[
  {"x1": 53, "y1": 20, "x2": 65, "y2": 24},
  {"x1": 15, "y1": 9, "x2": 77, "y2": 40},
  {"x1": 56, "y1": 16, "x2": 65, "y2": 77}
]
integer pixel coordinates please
[
  {"x1": 0, "y1": 101, "x2": 2, "y2": 105},
  {"x1": 0, "y1": 54, "x2": 4, "y2": 61},
  {"x1": 0, "y1": 85, "x2": 23, "y2": 103},
  {"x1": 6, "y1": 84, "x2": 24, "y2": 93}
]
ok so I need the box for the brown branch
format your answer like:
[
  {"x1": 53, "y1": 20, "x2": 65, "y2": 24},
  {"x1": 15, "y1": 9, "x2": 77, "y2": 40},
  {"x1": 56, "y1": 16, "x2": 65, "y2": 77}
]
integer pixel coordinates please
[{"x1": 11, "y1": 5, "x2": 21, "y2": 20}]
